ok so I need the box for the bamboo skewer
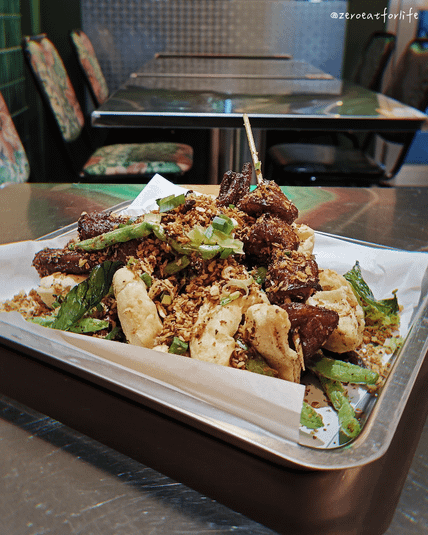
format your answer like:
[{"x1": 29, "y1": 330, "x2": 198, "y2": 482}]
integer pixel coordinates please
[{"x1": 243, "y1": 113, "x2": 263, "y2": 184}]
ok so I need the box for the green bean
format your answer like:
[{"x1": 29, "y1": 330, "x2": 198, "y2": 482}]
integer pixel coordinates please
[{"x1": 308, "y1": 356, "x2": 379, "y2": 385}]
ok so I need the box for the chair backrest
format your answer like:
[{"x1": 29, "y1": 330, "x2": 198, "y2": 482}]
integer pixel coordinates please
[
  {"x1": 353, "y1": 31, "x2": 396, "y2": 91},
  {"x1": 22, "y1": 34, "x2": 85, "y2": 143},
  {"x1": 70, "y1": 29, "x2": 109, "y2": 107},
  {"x1": 384, "y1": 38, "x2": 428, "y2": 112},
  {"x1": 0, "y1": 91, "x2": 30, "y2": 184}
]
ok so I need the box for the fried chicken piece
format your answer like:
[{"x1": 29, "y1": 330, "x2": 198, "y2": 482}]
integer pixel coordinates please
[
  {"x1": 242, "y1": 303, "x2": 301, "y2": 382},
  {"x1": 113, "y1": 267, "x2": 162, "y2": 348},
  {"x1": 282, "y1": 302, "x2": 339, "y2": 361},
  {"x1": 307, "y1": 269, "x2": 365, "y2": 353},
  {"x1": 265, "y1": 248, "x2": 320, "y2": 304},
  {"x1": 78, "y1": 211, "x2": 128, "y2": 240},
  {"x1": 217, "y1": 162, "x2": 252, "y2": 207},
  {"x1": 237, "y1": 179, "x2": 298, "y2": 224},
  {"x1": 243, "y1": 213, "x2": 299, "y2": 262}
]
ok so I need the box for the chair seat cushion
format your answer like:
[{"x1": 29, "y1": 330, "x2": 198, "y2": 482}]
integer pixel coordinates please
[
  {"x1": 0, "y1": 93, "x2": 30, "y2": 184},
  {"x1": 82, "y1": 142, "x2": 193, "y2": 176},
  {"x1": 269, "y1": 143, "x2": 384, "y2": 177}
]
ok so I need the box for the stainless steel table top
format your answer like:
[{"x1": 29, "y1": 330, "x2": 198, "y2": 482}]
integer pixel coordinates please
[
  {"x1": 132, "y1": 57, "x2": 333, "y2": 80},
  {"x1": 0, "y1": 183, "x2": 427, "y2": 535}
]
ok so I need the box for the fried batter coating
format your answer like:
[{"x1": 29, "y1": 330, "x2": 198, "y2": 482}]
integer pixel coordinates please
[
  {"x1": 237, "y1": 179, "x2": 298, "y2": 224},
  {"x1": 265, "y1": 249, "x2": 320, "y2": 304},
  {"x1": 242, "y1": 303, "x2": 301, "y2": 382},
  {"x1": 282, "y1": 302, "x2": 339, "y2": 361},
  {"x1": 189, "y1": 287, "x2": 269, "y2": 366},
  {"x1": 217, "y1": 162, "x2": 252, "y2": 207},
  {"x1": 307, "y1": 269, "x2": 365, "y2": 353},
  {"x1": 113, "y1": 267, "x2": 162, "y2": 348}
]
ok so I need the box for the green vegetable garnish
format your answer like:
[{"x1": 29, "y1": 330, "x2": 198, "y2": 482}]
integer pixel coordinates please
[
  {"x1": 156, "y1": 193, "x2": 186, "y2": 212},
  {"x1": 105, "y1": 326, "x2": 122, "y2": 340},
  {"x1": 319, "y1": 377, "x2": 361, "y2": 439},
  {"x1": 169, "y1": 337, "x2": 189, "y2": 355},
  {"x1": 212, "y1": 214, "x2": 235, "y2": 235},
  {"x1": 245, "y1": 354, "x2": 278, "y2": 377},
  {"x1": 300, "y1": 402, "x2": 324, "y2": 429},
  {"x1": 164, "y1": 255, "x2": 191, "y2": 275},
  {"x1": 140, "y1": 272, "x2": 152, "y2": 287},
  {"x1": 307, "y1": 356, "x2": 379, "y2": 385},
  {"x1": 50, "y1": 261, "x2": 122, "y2": 331},
  {"x1": 344, "y1": 261, "x2": 400, "y2": 327},
  {"x1": 28, "y1": 316, "x2": 109, "y2": 333},
  {"x1": 220, "y1": 291, "x2": 241, "y2": 306},
  {"x1": 69, "y1": 220, "x2": 161, "y2": 251},
  {"x1": 253, "y1": 266, "x2": 267, "y2": 285}
]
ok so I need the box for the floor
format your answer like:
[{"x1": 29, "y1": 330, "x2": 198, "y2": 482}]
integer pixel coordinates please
[
  {"x1": 390, "y1": 164, "x2": 428, "y2": 186},
  {"x1": 391, "y1": 130, "x2": 428, "y2": 186}
]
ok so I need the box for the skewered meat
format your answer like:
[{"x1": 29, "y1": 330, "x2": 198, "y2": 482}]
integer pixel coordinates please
[
  {"x1": 32, "y1": 240, "x2": 139, "y2": 277},
  {"x1": 265, "y1": 249, "x2": 320, "y2": 304},
  {"x1": 243, "y1": 213, "x2": 299, "y2": 262},
  {"x1": 282, "y1": 302, "x2": 339, "y2": 361},
  {"x1": 217, "y1": 162, "x2": 252, "y2": 207},
  {"x1": 78, "y1": 211, "x2": 128, "y2": 240},
  {"x1": 237, "y1": 179, "x2": 298, "y2": 224},
  {"x1": 32, "y1": 248, "x2": 99, "y2": 277}
]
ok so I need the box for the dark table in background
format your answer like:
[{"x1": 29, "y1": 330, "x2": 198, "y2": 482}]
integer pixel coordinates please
[
  {"x1": 91, "y1": 56, "x2": 427, "y2": 183},
  {"x1": 0, "y1": 183, "x2": 427, "y2": 535}
]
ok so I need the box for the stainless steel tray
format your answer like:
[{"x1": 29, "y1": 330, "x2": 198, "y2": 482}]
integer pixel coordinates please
[{"x1": 1, "y1": 202, "x2": 427, "y2": 472}]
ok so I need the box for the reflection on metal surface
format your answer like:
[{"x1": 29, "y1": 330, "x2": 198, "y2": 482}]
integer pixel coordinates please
[{"x1": 1, "y1": 184, "x2": 428, "y2": 253}]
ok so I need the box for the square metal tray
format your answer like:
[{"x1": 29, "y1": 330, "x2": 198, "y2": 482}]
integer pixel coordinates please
[{"x1": 1, "y1": 201, "x2": 427, "y2": 473}]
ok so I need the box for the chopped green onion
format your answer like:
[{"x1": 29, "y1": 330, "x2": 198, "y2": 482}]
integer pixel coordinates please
[
  {"x1": 156, "y1": 193, "x2": 186, "y2": 213},
  {"x1": 169, "y1": 336, "x2": 189, "y2": 355},
  {"x1": 236, "y1": 338, "x2": 248, "y2": 350},
  {"x1": 140, "y1": 272, "x2": 152, "y2": 287},
  {"x1": 161, "y1": 293, "x2": 172, "y2": 305},
  {"x1": 212, "y1": 214, "x2": 235, "y2": 235},
  {"x1": 253, "y1": 266, "x2": 267, "y2": 285},
  {"x1": 143, "y1": 213, "x2": 162, "y2": 224},
  {"x1": 186, "y1": 226, "x2": 206, "y2": 246},
  {"x1": 220, "y1": 291, "x2": 241, "y2": 306},
  {"x1": 164, "y1": 255, "x2": 191, "y2": 275},
  {"x1": 198, "y1": 244, "x2": 222, "y2": 260},
  {"x1": 220, "y1": 248, "x2": 233, "y2": 259}
]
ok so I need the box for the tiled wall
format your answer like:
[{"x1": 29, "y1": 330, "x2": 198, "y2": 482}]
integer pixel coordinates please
[
  {"x1": 82, "y1": 0, "x2": 347, "y2": 93},
  {"x1": 0, "y1": 0, "x2": 27, "y2": 129}
]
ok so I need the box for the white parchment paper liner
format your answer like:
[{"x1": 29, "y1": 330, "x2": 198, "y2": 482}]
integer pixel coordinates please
[{"x1": 0, "y1": 174, "x2": 427, "y2": 445}]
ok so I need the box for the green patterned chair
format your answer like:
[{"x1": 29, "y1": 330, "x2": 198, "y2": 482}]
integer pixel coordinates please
[
  {"x1": 22, "y1": 34, "x2": 193, "y2": 182},
  {"x1": 0, "y1": 91, "x2": 30, "y2": 184},
  {"x1": 69, "y1": 29, "x2": 109, "y2": 108}
]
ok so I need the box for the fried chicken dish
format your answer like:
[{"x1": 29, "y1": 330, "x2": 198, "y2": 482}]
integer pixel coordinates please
[{"x1": 2, "y1": 164, "x2": 371, "y2": 388}]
